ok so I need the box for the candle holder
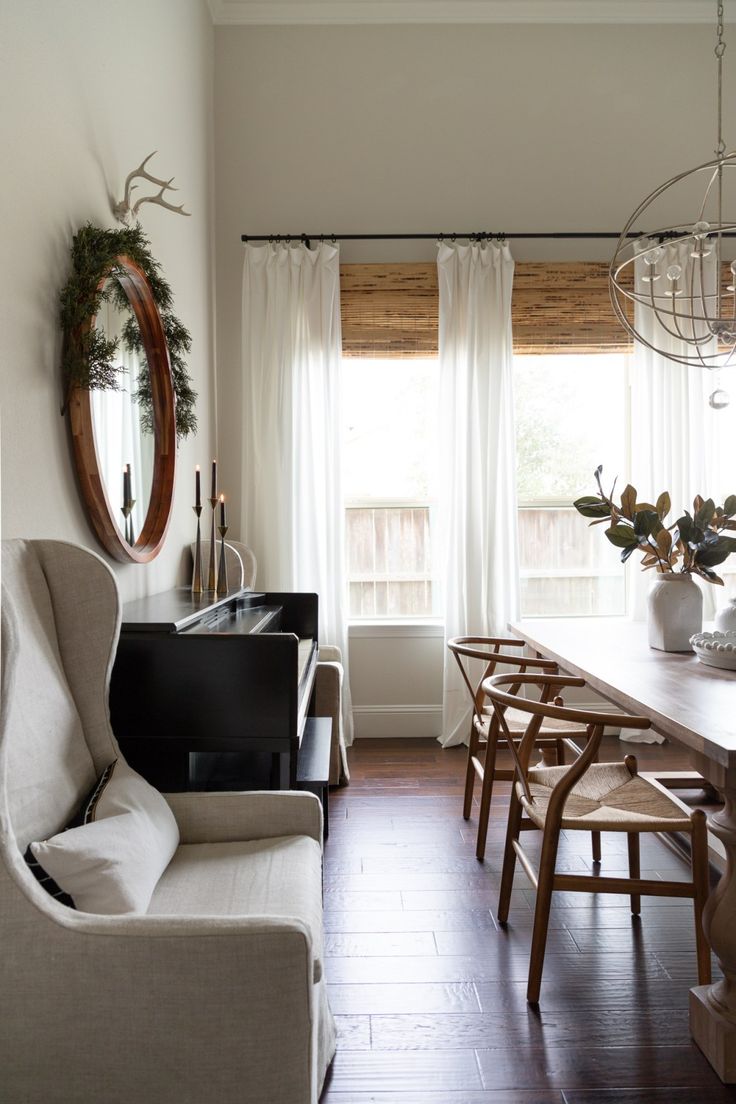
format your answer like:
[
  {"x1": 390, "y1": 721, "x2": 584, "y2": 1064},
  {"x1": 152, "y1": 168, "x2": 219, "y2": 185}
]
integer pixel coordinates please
[
  {"x1": 191, "y1": 505, "x2": 203, "y2": 594},
  {"x1": 207, "y1": 497, "x2": 218, "y2": 591},
  {"x1": 216, "y1": 525, "x2": 229, "y2": 596},
  {"x1": 121, "y1": 501, "x2": 136, "y2": 546}
]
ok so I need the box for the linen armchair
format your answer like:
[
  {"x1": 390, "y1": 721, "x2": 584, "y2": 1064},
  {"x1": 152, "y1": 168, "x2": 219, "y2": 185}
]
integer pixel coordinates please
[{"x1": 0, "y1": 539, "x2": 335, "y2": 1104}]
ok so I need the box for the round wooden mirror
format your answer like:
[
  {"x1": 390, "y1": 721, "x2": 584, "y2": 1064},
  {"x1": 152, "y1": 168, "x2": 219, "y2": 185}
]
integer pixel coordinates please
[{"x1": 66, "y1": 256, "x2": 176, "y2": 563}]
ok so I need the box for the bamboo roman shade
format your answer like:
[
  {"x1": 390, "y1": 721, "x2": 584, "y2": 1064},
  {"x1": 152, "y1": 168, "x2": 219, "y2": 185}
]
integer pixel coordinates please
[{"x1": 339, "y1": 261, "x2": 635, "y2": 356}]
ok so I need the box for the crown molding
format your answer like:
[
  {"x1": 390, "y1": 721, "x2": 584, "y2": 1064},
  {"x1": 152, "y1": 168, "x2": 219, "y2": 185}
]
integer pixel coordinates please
[{"x1": 206, "y1": 0, "x2": 736, "y2": 27}]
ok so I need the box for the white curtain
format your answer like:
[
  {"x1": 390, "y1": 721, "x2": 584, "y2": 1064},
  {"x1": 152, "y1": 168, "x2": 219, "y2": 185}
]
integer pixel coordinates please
[
  {"x1": 437, "y1": 240, "x2": 519, "y2": 748},
  {"x1": 90, "y1": 302, "x2": 153, "y2": 540},
  {"x1": 241, "y1": 241, "x2": 353, "y2": 744},
  {"x1": 626, "y1": 241, "x2": 723, "y2": 743},
  {"x1": 630, "y1": 241, "x2": 720, "y2": 626}
]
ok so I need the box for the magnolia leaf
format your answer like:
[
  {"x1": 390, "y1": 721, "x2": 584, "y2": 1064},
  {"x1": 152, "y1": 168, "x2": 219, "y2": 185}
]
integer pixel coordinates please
[
  {"x1": 656, "y1": 492, "x2": 671, "y2": 520},
  {"x1": 573, "y1": 496, "x2": 610, "y2": 519},
  {"x1": 634, "y1": 502, "x2": 657, "y2": 513},
  {"x1": 695, "y1": 498, "x2": 716, "y2": 530},
  {"x1": 633, "y1": 510, "x2": 660, "y2": 539},
  {"x1": 656, "y1": 528, "x2": 672, "y2": 557},
  {"x1": 724, "y1": 494, "x2": 736, "y2": 517},
  {"x1": 693, "y1": 494, "x2": 704, "y2": 515},
  {"x1": 620, "y1": 484, "x2": 637, "y2": 520},
  {"x1": 606, "y1": 523, "x2": 639, "y2": 549},
  {"x1": 621, "y1": 545, "x2": 638, "y2": 563},
  {"x1": 695, "y1": 565, "x2": 725, "y2": 585}
]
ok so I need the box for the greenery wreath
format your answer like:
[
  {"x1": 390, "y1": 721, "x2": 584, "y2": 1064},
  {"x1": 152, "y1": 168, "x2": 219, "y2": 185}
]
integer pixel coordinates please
[{"x1": 59, "y1": 222, "x2": 197, "y2": 440}]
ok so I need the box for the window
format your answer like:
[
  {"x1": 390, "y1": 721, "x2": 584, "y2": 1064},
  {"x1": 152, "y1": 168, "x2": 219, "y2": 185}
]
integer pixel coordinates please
[
  {"x1": 343, "y1": 357, "x2": 439, "y2": 619},
  {"x1": 515, "y1": 353, "x2": 629, "y2": 617}
]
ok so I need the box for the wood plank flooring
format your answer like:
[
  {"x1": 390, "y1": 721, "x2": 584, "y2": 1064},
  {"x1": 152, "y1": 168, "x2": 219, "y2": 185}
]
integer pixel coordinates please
[{"x1": 320, "y1": 737, "x2": 736, "y2": 1103}]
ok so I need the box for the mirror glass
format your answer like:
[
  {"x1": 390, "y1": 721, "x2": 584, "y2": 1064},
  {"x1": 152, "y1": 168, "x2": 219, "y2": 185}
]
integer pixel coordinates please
[{"x1": 90, "y1": 287, "x2": 155, "y2": 546}]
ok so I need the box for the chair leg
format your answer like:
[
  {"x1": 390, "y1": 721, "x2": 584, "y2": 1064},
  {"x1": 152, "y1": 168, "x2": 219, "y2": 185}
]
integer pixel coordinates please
[
  {"x1": 691, "y1": 809, "x2": 712, "y2": 986},
  {"x1": 476, "y1": 730, "x2": 499, "y2": 862},
  {"x1": 591, "y1": 831, "x2": 602, "y2": 863},
  {"x1": 555, "y1": 737, "x2": 566, "y2": 765},
  {"x1": 463, "y1": 721, "x2": 479, "y2": 821},
  {"x1": 527, "y1": 822, "x2": 561, "y2": 1004},
  {"x1": 627, "y1": 833, "x2": 641, "y2": 916},
  {"x1": 498, "y1": 788, "x2": 523, "y2": 924}
]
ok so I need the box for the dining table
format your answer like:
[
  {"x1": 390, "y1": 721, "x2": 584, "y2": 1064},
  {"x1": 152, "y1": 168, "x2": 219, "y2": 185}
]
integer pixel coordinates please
[{"x1": 509, "y1": 616, "x2": 736, "y2": 1084}]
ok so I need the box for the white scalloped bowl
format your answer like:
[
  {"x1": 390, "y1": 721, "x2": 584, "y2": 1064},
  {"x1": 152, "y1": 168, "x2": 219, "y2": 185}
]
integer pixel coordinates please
[{"x1": 690, "y1": 630, "x2": 736, "y2": 670}]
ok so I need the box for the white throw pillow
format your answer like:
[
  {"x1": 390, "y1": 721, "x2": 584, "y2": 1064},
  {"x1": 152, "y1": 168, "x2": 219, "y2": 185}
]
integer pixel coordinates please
[{"x1": 29, "y1": 759, "x2": 179, "y2": 915}]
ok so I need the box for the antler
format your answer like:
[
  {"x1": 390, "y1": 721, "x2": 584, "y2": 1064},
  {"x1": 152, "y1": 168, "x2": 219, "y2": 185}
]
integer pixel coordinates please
[{"x1": 113, "y1": 151, "x2": 191, "y2": 222}]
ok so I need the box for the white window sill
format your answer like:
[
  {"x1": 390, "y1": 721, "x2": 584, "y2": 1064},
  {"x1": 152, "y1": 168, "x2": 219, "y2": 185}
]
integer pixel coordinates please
[{"x1": 348, "y1": 620, "x2": 444, "y2": 638}]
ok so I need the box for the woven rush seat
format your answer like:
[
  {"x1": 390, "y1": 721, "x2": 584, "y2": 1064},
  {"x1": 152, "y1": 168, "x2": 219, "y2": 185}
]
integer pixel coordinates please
[
  {"x1": 481, "y1": 705, "x2": 584, "y2": 736},
  {"x1": 522, "y1": 762, "x2": 693, "y2": 832}
]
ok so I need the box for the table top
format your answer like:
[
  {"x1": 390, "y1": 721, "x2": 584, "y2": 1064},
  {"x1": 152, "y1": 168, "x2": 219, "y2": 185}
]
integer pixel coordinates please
[{"x1": 509, "y1": 617, "x2": 736, "y2": 771}]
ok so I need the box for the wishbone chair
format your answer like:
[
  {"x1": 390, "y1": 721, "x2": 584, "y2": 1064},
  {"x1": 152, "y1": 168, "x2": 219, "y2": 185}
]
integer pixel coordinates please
[
  {"x1": 447, "y1": 637, "x2": 588, "y2": 861},
  {"x1": 484, "y1": 670, "x2": 712, "y2": 1004}
]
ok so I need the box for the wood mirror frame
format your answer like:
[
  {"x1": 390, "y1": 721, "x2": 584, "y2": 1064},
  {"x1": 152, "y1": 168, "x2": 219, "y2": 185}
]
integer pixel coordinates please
[{"x1": 66, "y1": 256, "x2": 176, "y2": 563}]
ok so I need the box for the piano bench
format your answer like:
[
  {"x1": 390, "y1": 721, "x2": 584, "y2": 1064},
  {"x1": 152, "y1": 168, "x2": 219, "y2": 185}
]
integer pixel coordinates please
[{"x1": 297, "y1": 716, "x2": 332, "y2": 839}]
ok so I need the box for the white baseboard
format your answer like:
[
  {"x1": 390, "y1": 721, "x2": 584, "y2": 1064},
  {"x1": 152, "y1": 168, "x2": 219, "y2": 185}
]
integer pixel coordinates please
[{"x1": 352, "y1": 704, "x2": 443, "y2": 739}]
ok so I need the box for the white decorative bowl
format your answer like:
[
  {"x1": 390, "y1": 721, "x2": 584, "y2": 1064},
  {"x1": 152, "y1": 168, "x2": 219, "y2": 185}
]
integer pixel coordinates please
[{"x1": 690, "y1": 630, "x2": 736, "y2": 670}]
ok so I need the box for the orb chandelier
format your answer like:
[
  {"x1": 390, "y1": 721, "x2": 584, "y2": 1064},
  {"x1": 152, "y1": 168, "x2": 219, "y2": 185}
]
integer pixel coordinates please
[{"x1": 609, "y1": 0, "x2": 735, "y2": 409}]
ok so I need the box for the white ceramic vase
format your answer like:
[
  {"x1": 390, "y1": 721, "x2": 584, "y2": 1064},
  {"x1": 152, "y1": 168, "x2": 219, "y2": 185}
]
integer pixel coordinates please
[
  {"x1": 647, "y1": 573, "x2": 703, "y2": 652},
  {"x1": 715, "y1": 597, "x2": 736, "y2": 633}
]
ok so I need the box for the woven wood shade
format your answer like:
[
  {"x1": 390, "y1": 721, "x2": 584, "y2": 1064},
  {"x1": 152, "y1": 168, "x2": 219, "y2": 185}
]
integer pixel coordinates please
[{"x1": 340, "y1": 261, "x2": 635, "y2": 357}]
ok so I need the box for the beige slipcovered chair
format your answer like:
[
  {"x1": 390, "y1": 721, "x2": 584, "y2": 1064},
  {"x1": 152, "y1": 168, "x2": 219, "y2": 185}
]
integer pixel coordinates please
[{"x1": 0, "y1": 539, "x2": 336, "y2": 1104}]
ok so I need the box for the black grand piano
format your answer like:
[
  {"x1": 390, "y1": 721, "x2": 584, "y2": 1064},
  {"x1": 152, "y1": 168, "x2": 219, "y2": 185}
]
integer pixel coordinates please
[{"x1": 110, "y1": 586, "x2": 331, "y2": 823}]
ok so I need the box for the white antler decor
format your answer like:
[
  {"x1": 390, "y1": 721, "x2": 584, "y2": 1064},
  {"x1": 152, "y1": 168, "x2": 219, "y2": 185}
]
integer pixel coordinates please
[{"x1": 113, "y1": 151, "x2": 191, "y2": 223}]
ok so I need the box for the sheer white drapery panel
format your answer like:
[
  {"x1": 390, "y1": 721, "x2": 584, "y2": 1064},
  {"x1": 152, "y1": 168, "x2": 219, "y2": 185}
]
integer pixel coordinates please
[
  {"x1": 90, "y1": 301, "x2": 153, "y2": 540},
  {"x1": 630, "y1": 242, "x2": 721, "y2": 625},
  {"x1": 241, "y1": 241, "x2": 353, "y2": 744},
  {"x1": 437, "y1": 240, "x2": 519, "y2": 748},
  {"x1": 626, "y1": 243, "x2": 721, "y2": 743}
]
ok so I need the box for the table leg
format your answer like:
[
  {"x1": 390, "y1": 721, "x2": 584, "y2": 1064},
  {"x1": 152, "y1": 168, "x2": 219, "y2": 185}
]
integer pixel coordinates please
[{"x1": 689, "y1": 755, "x2": 736, "y2": 1082}]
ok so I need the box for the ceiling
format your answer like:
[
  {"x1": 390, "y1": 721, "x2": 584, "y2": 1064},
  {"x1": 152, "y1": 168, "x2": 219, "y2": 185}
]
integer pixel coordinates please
[{"x1": 206, "y1": 0, "x2": 736, "y2": 26}]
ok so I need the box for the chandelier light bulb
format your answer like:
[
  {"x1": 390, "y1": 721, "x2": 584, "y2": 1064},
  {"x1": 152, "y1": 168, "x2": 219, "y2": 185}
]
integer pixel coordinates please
[
  {"x1": 645, "y1": 246, "x2": 664, "y2": 265},
  {"x1": 709, "y1": 388, "x2": 730, "y2": 409},
  {"x1": 693, "y1": 220, "x2": 712, "y2": 239},
  {"x1": 666, "y1": 264, "x2": 682, "y2": 281}
]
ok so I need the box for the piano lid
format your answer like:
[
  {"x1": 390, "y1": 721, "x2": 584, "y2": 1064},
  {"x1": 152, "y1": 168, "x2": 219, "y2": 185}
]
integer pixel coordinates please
[{"x1": 120, "y1": 586, "x2": 264, "y2": 633}]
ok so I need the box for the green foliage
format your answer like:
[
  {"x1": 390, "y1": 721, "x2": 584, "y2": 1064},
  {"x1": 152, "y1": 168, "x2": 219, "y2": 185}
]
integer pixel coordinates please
[
  {"x1": 572, "y1": 467, "x2": 736, "y2": 586},
  {"x1": 59, "y1": 223, "x2": 196, "y2": 440}
]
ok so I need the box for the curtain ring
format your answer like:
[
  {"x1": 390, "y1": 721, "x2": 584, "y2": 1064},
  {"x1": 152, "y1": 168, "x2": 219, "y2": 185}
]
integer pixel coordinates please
[
  {"x1": 331, "y1": 234, "x2": 337, "y2": 244},
  {"x1": 451, "y1": 232, "x2": 456, "y2": 242},
  {"x1": 437, "y1": 233, "x2": 444, "y2": 243}
]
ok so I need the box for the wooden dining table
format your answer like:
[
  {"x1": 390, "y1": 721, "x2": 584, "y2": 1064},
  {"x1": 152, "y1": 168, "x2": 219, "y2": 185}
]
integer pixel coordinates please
[{"x1": 509, "y1": 616, "x2": 736, "y2": 1084}]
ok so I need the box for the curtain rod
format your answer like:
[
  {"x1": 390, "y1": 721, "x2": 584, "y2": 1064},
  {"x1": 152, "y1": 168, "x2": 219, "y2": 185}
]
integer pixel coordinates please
[{"x1": 240, "y1": 231, "x2": 643, "y2": 243}]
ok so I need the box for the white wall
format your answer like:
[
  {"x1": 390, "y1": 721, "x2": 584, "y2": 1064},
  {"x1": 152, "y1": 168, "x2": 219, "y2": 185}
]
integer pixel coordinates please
[
  {"x1": 0, "y1": 0, "x2": 216, "y2": 603},
  {"x1": 212, "y1": 20, "x2": 733, "y2": 735}
]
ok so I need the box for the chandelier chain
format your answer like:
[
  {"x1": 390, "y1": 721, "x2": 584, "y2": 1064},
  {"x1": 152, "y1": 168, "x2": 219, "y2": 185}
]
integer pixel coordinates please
[{"x1": 716, "y1": 0, "x2": 726, "y2": 157}]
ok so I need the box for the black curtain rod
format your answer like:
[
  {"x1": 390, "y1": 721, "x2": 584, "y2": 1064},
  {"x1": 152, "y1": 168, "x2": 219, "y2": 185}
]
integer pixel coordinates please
[{"x1": 241, "y1": 231, "x2": 641, "y2": 243}]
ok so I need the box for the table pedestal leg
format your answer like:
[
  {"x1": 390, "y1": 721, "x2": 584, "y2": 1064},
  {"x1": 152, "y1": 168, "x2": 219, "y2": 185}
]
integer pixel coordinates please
[{"x1": 689, "y1": 754, "x2": 736, "y2": 1082}]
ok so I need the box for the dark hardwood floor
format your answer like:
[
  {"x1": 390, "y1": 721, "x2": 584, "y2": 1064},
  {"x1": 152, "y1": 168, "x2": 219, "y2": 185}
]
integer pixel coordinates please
[{"x1": 321, "y1": 737, "x2": 736, "y2": 1103}]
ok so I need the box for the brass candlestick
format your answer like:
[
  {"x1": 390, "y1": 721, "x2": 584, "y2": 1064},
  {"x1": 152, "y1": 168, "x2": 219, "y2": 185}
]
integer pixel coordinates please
[
  {"x1": 207, "y1": 497, "x2": 218, "y2": 590},
  {"x1": 216, "y1": 525, "x2": 229, "y2": 596},
  {"x1": 191, "y1": 505, "x2": 203, "y2": 593}
]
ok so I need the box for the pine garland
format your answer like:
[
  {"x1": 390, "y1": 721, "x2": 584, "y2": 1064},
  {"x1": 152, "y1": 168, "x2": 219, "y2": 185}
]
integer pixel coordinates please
[{"x1": 60, "y1": 223, "x2": 197, "y2": 440}]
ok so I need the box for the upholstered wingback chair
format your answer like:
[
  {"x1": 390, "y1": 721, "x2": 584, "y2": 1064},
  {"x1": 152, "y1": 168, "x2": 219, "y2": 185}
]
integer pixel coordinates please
[{"x1": 0, "y1": 539, "x2": 335, "y2": 1104}]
